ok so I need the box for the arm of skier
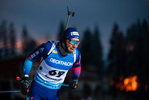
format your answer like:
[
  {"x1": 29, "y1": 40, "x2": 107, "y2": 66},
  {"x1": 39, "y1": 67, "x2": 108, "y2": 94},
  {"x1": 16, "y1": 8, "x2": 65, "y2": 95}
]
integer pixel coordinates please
[
  {"x1": 23, "y1": 44, "x2": 45, "y2": 76},
  {"x1": 21, "y1": 41, "x2": 53, "y2": 95},
  {"x1": 21, "y1": 43, "x2": 46, "y2": 95},
  {"x1": 70, "y1": 52, "x2": 81, "y2": 89}
]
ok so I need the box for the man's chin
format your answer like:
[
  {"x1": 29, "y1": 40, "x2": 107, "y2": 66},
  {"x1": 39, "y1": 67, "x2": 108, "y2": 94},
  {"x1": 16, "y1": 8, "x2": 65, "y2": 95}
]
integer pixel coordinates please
[{"x1": 68, "y1": 49, "x2": 74, "y2": 53}]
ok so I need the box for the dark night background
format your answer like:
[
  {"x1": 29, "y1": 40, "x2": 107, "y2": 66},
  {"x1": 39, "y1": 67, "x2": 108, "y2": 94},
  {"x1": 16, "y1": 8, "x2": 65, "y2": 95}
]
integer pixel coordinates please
[{"x1": 0, "y1": 0, "x2": 149, "y2": 100}]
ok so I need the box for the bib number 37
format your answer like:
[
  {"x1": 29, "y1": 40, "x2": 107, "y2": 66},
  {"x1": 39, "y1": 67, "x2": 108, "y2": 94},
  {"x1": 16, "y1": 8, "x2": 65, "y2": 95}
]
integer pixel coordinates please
[{"x1": 49, "y1": 70, "x2": 65, "y2": 77}]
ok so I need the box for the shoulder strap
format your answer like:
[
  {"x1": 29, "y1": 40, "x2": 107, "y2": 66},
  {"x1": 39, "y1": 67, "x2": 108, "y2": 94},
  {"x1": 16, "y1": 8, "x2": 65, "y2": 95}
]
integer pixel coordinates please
[
  {"x1": 73, "y1": 50, "x2": 76, "y2": 63},
  {"x1": 41, "y1": 41, "x2": 58, "y2": 62},
  {"x1": 47, "y1": 41, "x2": 58, "y2": 55}
]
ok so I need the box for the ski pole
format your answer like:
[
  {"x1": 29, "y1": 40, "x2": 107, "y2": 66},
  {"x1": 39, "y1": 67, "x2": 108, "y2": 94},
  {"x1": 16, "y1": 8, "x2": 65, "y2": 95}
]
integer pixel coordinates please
[
  {"x1": 0, "y1": 76, "x2": 29, "y2": 93},
  {"x1": 0, "y1": 84, "x2": 69, "y2": 93},
  {"x1": 0, "y1": 90, "x2": 20, "y2": 93},
  {"x1": 62, "y1": 84, "x2": 69, "y2": 87}
]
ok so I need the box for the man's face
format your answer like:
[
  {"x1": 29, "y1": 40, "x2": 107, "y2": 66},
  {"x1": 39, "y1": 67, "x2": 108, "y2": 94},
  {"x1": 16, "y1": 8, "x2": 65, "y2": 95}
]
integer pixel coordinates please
[{"x1": 66, "y1": 38, "x2": 80, "y2": 53}]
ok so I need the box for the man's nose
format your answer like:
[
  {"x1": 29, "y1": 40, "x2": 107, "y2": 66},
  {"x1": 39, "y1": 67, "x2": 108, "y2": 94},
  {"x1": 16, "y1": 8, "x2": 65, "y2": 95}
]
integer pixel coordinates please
[{"x1": 73, "y1": 44, "x2": 78, "y2": 48}]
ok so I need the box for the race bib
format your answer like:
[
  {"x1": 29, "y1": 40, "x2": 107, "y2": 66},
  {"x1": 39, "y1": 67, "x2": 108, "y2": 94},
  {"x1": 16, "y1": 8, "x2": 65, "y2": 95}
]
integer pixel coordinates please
[{"x1": 37, "y1": 60, "x2": 68, "y2": 84}]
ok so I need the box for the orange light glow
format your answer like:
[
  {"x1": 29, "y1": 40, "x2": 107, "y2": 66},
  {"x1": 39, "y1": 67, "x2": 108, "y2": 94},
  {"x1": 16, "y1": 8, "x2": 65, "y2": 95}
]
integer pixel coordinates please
[{"x1": 116, "y1": 75, "x2": 139, "y2": 92}]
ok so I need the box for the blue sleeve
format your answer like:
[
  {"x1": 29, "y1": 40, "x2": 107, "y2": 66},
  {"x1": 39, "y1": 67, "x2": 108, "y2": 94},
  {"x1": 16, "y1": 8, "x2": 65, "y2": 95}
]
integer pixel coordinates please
[
  {"x1": 71, "y1": 49, "x2": 81, "y2": 79},
  {"x1": 23, "y1": 41, "x2": 53, "y2": 75},
  {"x1": 23, "y1": 58, "x2": 33, "y2": 75},
  {"x1": 73, "y1": 49, "x2": 81, "y2": 67}
]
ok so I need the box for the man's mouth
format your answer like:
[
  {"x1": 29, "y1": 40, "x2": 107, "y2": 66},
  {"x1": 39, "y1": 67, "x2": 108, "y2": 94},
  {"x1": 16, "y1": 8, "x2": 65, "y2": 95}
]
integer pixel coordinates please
[
  {"x1": 69, "y1": 48, "x2": 75, "y2": 52},
  {"x1": 70, "y1": 48, "x2": 75, "y2": 50}
]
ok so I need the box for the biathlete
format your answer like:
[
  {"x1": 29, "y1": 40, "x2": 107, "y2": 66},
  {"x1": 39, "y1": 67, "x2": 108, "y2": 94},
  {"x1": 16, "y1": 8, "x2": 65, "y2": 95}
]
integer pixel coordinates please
[{"x1": 21, "y1": 27, "x2": 81, "y2": 100}]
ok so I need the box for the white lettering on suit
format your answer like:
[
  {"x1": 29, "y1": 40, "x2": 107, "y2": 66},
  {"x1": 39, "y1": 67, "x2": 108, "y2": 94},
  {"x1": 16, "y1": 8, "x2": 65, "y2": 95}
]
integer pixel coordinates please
[{"x1": 50, "y1": 58, "x2": 73, "y2": 66}]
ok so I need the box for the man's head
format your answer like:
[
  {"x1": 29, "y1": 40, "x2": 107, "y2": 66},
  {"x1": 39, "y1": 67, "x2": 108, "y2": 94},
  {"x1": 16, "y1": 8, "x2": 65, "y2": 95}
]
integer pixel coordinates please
[{"x1": 59, "y1": 27, "x2": 80, "y2": 55}]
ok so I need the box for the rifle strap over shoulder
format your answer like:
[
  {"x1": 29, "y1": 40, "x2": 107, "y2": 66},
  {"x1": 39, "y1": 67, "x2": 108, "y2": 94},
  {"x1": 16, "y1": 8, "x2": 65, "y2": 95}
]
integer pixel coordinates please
[
  {"x1": 47, "y1": 41, "x2": 58, "y2": 56},
  {"x1": 41, "y1": 41, "x2": 58, "y2": 62}
]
